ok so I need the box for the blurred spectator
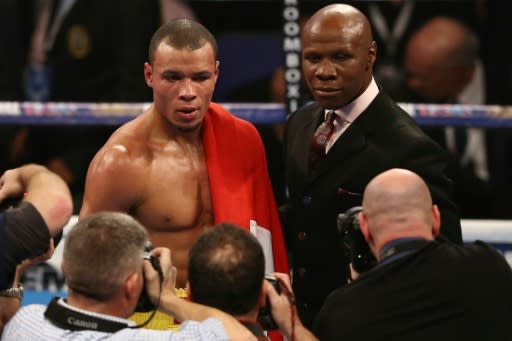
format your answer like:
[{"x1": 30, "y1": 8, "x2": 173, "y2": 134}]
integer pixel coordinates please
[
  {"x1": 0, "y1": 0, "x2": 34, "y2": 172},
  {"x1": 342, "y1": 0, "x2": 481, "y2": 102},
  {"x1": 476, "y1": 0, "x2": 512, "y2": 218},
  {"x1": 404, "y1": 16, "x2": 512, "y2": 218},
  {"x1": 0, "y1": 0, "x2": 33, "y2": 101}
]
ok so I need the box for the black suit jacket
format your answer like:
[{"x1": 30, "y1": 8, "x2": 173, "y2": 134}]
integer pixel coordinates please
[
  {"x1": 313, "y1": 240, "x2": 512, "y2": 341},
  {"x1": 281, "y1": 91, "x2": 462, "y2": 326}
]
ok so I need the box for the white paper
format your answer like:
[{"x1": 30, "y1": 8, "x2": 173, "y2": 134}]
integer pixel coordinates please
[{"x1": 250, "y1": 219, "x2": 275, "y2": 274}]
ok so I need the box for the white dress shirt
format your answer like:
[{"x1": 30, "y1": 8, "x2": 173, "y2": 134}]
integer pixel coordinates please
[{"x1": 325, "y1": 78, "x2": 379, "y2": 153}]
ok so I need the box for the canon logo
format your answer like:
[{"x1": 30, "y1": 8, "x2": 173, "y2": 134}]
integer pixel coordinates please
[{"x1": 67, "y1": 317, "x2": 98, "y2": 330}]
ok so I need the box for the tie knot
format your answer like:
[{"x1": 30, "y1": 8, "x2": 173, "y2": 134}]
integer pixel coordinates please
[{"x1": 309, "y1": 110, "x2": 338, "y2": 171}]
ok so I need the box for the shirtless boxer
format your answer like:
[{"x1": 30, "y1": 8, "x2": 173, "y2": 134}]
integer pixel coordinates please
[{"x1": 79, "y1": 19, "x2": 288, "y2": 289}]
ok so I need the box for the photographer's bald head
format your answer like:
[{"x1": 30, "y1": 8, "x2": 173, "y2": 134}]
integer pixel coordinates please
[{"x1": 359, "y1": 168, "x2": 441, "y2": 260}]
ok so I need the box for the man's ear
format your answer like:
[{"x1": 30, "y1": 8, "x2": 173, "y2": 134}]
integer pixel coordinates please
[
  {"x1": 367, "y1": 41, "x2": 377, "y2": 70},
  {"x1": 359, "y1": 212, "x2": 374, "y2": 246},
  {"x1": 257, "y1": 280, "x2": 267, "y2": 308},
  {"x1": 144, "y1": 62, "x2": 153, "y2": 87},
  {"x1": 432, "y1": 204, "x2": 441, "y2": 238},
  {"x1": 124, "y1": 271, "x2": 141, "y2": 303},
  {"x1": 213, "y1": 60, "x2": 220, "y2": 83}
]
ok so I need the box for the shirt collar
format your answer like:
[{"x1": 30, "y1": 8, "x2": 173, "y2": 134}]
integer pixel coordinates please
[
  {"x1": 58, "y1": 297, "x2": 136, "y2": 326},
  {"x1": 325, "y1": 77, "x2": 380, "y2": 123},
  {"x1": 376, "y1": 237, "x2": 430, "y2": 268},
  {"x1": 458, "y1": 59, "x2": 485, "y2": 105}
]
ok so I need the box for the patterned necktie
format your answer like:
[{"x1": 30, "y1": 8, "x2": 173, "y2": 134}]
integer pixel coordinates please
[{"x1": 309, "y1": 111, "x2": 336, "y2": 171}]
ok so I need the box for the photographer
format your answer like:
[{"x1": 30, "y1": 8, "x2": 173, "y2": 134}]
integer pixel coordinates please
[
  {"x1": 2, "y1": 212, "x2": 256, "y2": 340},
  {"x1": 0, "y1": 164, "x2": 73, "y2": 332},
  {"x1": 314, "y1": 168, "x2": 512, "y2": 340},
  {"x1": 187, "y1": 223, "x2": 317, "y2": 341}
]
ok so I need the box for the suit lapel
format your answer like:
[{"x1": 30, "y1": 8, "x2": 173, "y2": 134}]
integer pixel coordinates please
[{"x1": 296, "y1": 107, "x2": 324, "y2": 176}]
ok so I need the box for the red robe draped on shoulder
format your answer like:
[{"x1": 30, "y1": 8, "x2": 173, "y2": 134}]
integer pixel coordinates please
[
  {"x1": 203, "y1": 102, "x2": 289, "y2": 341},
  {"x1": 202, "y1": 102, "x2": 289, "y2": 274}
]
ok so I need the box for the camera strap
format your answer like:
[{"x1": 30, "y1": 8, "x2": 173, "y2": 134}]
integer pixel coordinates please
[
  {"x1": 379, "y1": 239, "x2": 431, "y2": 265},
  {"x1": 44, "y1": 297, "x2": 131, "y2": 333}
]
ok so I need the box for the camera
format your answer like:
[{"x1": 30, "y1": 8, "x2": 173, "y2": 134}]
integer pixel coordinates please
[
  {"x1": 337, "y1": 206, "x2": 377, "y2": 274},
  {"x1": 257, "y1": 275, "x2": 281, "y2": 330},
  {"x1": 135, "y1": 241, "x2": 163, "y2": 312}
]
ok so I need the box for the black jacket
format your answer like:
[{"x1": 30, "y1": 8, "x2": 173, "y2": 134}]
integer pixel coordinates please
[{"x1": 281, "y1": 91, "x2": 461, "y2": 326}]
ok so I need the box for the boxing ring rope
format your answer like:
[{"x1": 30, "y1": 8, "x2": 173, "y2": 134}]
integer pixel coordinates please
[
  {"x1": 2, "y1": 101, "x2": 512, "y2": 126},
  {"x1": 4, "y1": 101, "x2": 512, "y2": 305}
]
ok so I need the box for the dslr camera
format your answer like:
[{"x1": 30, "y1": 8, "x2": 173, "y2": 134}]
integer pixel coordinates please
[
  {"x1": 257, "y1": 275, "x2": 281, "y2": 330},
  {"x1": 337, "y1": 206, "x2": 377, "y2": 274},
  {"x1": 135, "y1": 241, "x2": 163, "y2": 312}
]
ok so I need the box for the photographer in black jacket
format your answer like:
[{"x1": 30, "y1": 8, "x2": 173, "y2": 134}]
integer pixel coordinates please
[{"x1": 314, "y1": 168, "x2": 512, "y2": 340}]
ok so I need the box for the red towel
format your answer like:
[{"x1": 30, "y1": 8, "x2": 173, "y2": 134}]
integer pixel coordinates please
[
  {"x1": 203, "y1": 102, "x2": 289, "y2": 274},
  {"x1": 203, "y1": 103, "x2": 288, "y2": 340}
]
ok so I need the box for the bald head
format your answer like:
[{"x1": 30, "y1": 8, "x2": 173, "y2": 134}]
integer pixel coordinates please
[
  {"x1": 360, "y1": 169, "x2": 440, "y2": 254},
  {"x1": 301, "y1": 3, "x2": 375, "y2": 109},
  {"x1": 303, "y1": 4, "x2": 373, "y2": 45},
  {"x1": 363, "y1": 168, "x2": 432, "y2": 217},
  {"x1": 405, "y1": 16, "x2": 479, "y2": 101},
  {"x1": 407, "y1": 16, "x2": 478, "y2": 67}
]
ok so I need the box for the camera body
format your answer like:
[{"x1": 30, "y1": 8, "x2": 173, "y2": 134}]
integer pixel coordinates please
[
  {"x1": 337, "y1": 206, "x2": 377, "y2": 274},
  {"x1": 135, "y1": 241, "x2": 163, "y2": 312},
  {"x1": 257, "y1": 275, "x2": 281, "y2": 330}
]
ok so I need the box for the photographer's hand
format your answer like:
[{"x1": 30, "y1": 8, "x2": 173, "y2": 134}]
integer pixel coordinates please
[
  {"x1": 267, "y1": 272, "x2": 319, "y2": 341},
  {"x1": 142, "y1": 247, "x2": 175, "y2": 306},
  {"x1": 16, "y1": 239, "x2": 55, "y2": 278},
  {"x1": 142, "y1": 247, "x2": 256, "y2": 340}
]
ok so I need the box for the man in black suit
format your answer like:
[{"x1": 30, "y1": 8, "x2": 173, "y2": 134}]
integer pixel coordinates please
[{"x1": 280, "y1": 3, "x2": 461, "y2": 327}]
